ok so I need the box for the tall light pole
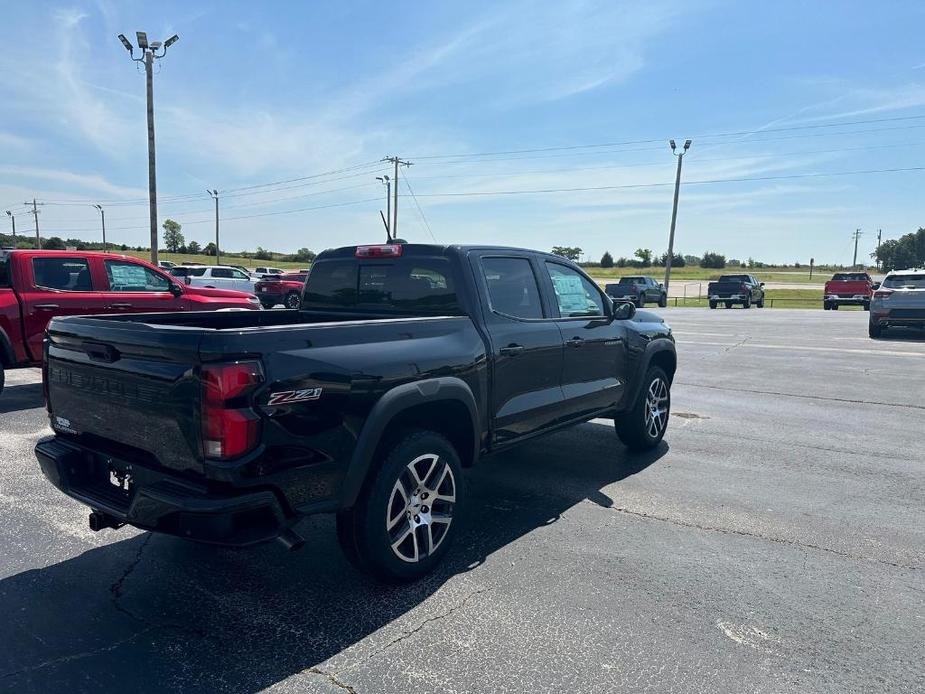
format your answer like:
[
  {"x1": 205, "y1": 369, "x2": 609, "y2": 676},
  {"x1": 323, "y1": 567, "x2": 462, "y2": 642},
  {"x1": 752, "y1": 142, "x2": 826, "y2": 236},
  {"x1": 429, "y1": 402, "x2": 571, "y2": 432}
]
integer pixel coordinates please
[
  {"x1": 382, "y1": 156, "x2": 412, "y2": 240},
  {"x1": 117, "y1": 32, "x2": 179, "y2": 265},
  {"x1": 4, "y1": 211, "x2": 15, "y2": 248},
  {"x1": 664, "y1": 139, "x2": 691, "y2": 293},
  {"x1": 376, "y1": 175, "x2": 391, "y2": 239},
  {"x1": 207, "y1": 189, "x2": 220, "y2": 265},
  {"x1": 92, "y1": 204, "x2": 107, "y2": 252}
]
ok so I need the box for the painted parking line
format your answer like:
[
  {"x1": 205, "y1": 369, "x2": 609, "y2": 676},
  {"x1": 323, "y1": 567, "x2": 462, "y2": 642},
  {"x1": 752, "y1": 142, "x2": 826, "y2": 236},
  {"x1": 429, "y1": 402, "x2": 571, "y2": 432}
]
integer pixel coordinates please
[{"x1": 681, "y1": 340, "x2": 925, "y2": 358}]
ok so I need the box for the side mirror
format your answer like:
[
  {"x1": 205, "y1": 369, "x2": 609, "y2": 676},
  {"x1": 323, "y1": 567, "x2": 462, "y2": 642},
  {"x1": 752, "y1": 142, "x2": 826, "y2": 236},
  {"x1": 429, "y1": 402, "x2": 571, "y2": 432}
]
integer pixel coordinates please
[
  {"x1": 169, "y1": 283, "x2": 183, "y2": 296},
  {"x1": 612, "y1": 300, "x2": 636, "y2": 321},
  {"x1": 759, "y1": 282, "x2": 765, "y2": 287},
  {"x1": 872, "y1": 282, "x2": 881, "y2": 290},
  {"x1": 184, "y1": 276, "x2": 192, "y2": 285}
]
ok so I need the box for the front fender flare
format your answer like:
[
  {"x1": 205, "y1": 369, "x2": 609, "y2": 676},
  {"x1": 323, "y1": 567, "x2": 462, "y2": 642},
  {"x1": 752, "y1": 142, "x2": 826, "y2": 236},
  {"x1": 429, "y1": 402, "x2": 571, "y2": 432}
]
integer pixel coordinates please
[{"x1": 339, "y1": 377, "x2": 479, "y2": 508}]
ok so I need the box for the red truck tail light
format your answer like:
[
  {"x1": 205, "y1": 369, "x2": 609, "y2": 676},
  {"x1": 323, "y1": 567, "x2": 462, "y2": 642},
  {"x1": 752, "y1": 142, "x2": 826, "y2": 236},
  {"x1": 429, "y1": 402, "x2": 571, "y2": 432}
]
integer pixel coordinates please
[
  {"x1": 355, "y1": 244, "x2": 402, "y2": 258},
  {"x1": 201, "y1": 361, "x2": 264, "y2": 459},
  {"x1": 873, "y1": 289, "x2": 893, "y2": 299}
]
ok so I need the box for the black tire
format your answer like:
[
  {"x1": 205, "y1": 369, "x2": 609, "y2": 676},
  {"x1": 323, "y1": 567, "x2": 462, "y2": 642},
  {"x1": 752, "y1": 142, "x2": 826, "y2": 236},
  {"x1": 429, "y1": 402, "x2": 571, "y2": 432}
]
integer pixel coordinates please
[
  {"x1": 863, "y1": 302, "x2": 870, "y2": 312},
  {"x1": 832, "y1": 304, "x2": 839, "y2": 311},
  {"x1": 336, "y1": 430, "x2": 463, "y2": 583},
  {"x1": 658, "y1": 293, "x2": 667, "y2": 308},
  {"x1": 615, "y1": 366, "x2": 671, "y2": 452},
  {"x1": 743, "y1": 296, "x2": 751, "y2": 309},
  {"x1": 725, "y1": 301, "x2": 733, "y2": 309},
  {"x1": 869, "y1": 321, "x2": 883, "y2": 338},
  {"x1": 284, "y1": 292, "x2": 302, "y2": 310},
  {"x1": 709, "y1": 301, "x2": 717, "y2": 309},
  {"x1": 823, "y1": 302, "x2": 831, "y2": 310},
  {"x1": 637, "y1": 294, "x2": 645, "y2": 308},
  {"x1": 756, "y1": 297, "x2": 764, "y2": 308},
  {"x1": 260, "y1": 301, "x2": 275, "y2": 310},
  {"x1": 0, "y1": 365, "x2": 4, "y2": 396}
]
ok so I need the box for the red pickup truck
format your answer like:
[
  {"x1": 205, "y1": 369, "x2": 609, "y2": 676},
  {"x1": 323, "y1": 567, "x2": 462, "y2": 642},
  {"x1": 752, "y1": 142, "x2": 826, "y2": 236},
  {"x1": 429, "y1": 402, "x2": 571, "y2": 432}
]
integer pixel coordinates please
[
  {"x1": 253, "y1": 272, "x2": 306, "y2": 309},
  {"x1": 0, "y1": 250, "x2": 261, "y2": 392},
  {"x1": 823, "y1": 272, "x2": 873, "y2": 310}
]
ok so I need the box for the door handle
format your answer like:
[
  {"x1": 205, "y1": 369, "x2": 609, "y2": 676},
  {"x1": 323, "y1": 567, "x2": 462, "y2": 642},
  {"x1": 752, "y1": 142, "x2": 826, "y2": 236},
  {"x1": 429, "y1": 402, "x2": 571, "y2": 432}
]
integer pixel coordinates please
[
  {"x1": 34, "y1": 304, "x2": 59, "y2": 310},
  {"x1": 565, "y1": 337, "x2": 584, "y2": 347},
  {"x1": 499, "y1": 344, "x2": 525, "y2": 356},
  {"x1": 110, "y1": 303, "x2": 133, "y2": 309}
]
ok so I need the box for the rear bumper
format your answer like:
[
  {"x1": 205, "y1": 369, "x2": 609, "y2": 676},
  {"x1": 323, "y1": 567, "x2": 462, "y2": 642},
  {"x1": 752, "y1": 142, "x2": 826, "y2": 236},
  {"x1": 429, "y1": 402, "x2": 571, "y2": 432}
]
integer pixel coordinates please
[
  {"x1": 709, "y1": 294, "x2": 746, "y2": 301},
  {"x1": 826, "y1": 294, "x2": 869, "y2": 305},
  {"x1": 870, "y1": 308, "x2": 925, "y2": 327},
  {"x1": 35, "y1": 436, "x2": 289, "y2": 547}
]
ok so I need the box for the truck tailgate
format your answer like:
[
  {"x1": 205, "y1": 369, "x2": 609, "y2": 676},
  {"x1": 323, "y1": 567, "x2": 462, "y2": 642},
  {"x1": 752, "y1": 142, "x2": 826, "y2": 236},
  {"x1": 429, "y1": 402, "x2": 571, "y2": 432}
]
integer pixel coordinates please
[{"x1": 45, "y1": 316, "x2": 206, "y2": 474}]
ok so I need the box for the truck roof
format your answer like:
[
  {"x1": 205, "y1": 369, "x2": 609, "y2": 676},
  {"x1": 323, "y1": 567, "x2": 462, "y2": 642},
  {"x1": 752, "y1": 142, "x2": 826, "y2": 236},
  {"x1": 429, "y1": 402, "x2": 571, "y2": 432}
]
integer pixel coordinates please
[{"x1": 317, "y1": 243, "x2": 580, "y2": 263}]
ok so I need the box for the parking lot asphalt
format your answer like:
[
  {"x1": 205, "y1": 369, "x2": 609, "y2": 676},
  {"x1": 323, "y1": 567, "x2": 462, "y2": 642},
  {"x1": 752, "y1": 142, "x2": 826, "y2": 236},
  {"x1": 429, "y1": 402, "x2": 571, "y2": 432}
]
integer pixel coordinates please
[{"x1": 1, "y1": 309, "x2": 924, "y2": 693}]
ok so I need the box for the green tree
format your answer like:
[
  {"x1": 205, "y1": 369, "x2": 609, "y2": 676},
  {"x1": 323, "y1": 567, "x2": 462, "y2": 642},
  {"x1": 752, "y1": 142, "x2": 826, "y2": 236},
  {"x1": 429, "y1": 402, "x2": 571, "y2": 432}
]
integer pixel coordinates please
[
  {"x1": 203, "y1": 242, "x2": 217, "y2": 256},
  {"x1": 874, "y1": 228, "x2": 925, "y2": 271},
  {"x1": 43, "y1": 236, "x2": 66, "y2": 250},
  {"x1": 701, "y1": 251, "x2": 726, "y2": 269},
  {"x1": 600, "y1": 251, "x2": 614, "y2": 268},
  {"x1": 658, "y1": 251, "x2": 685, "y2": 267},
  {"x1": 633, "y1": 248, "x2": 653, "y2": 266},
  {"x1": 187, "y1": 240, "x2": 201, "y2": 254},
  {"x1": 162, "y1": 219, "x2": 184, "y2": 252},
  {"x1": 254, "y1": 246, "x2": 272, "y2": 261},
  {"x1": 292, "y1": 247, "x2": 316, "y2": 263},
  {"x1": 551, "y1": 246, "x2": 582, "y2": 261}
]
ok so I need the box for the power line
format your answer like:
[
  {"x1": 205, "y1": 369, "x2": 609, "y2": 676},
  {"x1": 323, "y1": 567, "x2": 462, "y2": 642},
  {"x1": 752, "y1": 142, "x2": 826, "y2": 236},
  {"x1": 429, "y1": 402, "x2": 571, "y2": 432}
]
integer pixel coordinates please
[
  {"x1": 407, "y1": 165, "x2": 925, "y2": 198},
  {"x1": 401, "y1": 172, "x2": 437, "y2": 242}
]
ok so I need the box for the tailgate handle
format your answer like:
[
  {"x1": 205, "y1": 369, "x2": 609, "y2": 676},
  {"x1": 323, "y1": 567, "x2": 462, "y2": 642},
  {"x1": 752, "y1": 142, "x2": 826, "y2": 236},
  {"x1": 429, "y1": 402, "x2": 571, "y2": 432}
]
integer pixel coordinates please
[{"x1": 84, "y1": 342, "x2": 120, "y2": 363}]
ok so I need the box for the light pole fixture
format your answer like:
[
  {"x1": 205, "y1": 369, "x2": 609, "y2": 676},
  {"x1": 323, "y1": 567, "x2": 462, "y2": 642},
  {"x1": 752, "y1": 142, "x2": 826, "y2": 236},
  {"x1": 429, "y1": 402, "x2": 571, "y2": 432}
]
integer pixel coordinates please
[
  {"x1": 376, "y1": 175, "x2": 391, "y2": 240},
  {"x1": 117, "y1": 31, "x2": 180, "y2": 265},
  {"x1": 4, "y1": 210, "x2": 15, "y2": 248},
  {"x1": 207, "y1": 189, "x2": 220, "y2": 265},
  {"x1": 92, "y1": 204, "x2": 107, "y2": 252},
  {"x1": 664, "y1": 139, "x2": 692, "y2": 293}
]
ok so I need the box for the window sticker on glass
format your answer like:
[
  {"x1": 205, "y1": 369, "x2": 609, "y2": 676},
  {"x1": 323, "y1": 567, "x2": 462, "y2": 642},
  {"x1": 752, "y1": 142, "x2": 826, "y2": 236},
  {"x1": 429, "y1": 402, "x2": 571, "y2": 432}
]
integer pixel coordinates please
[{"x1": 551, "y1": 274, "x2": 591, "y2": 313}]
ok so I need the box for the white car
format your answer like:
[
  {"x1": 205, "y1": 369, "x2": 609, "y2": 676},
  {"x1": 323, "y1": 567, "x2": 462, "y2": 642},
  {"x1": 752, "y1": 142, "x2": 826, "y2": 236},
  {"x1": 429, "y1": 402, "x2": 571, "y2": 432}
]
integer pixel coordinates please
[
  {"x1": 252, "y1": 266, "x2": 284, "y2": 279},
  {"x1": 869, "y1": 268, "x2": 925, "y2": 337},
  {"x1": 169, "y1": 265, "x2": 257, "y2": 294}
]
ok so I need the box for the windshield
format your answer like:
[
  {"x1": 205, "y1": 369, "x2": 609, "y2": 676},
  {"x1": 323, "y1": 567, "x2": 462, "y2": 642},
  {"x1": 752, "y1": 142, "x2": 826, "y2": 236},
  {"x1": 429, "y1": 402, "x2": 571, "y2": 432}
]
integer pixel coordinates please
[{"x1": 883, "y1": 274, "x2": 925, "y2": 289}]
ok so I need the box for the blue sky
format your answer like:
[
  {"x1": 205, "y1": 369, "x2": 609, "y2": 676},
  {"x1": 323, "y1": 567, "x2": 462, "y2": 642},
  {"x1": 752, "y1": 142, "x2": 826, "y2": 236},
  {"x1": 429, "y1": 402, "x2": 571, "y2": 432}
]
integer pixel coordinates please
[{"x1": 1, "y1": 0, "x2": 924, "y2": 264}]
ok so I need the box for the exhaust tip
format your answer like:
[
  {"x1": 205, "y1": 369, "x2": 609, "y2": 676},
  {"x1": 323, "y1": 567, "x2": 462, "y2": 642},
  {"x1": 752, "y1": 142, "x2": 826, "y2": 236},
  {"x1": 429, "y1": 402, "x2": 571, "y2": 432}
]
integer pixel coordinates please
[{"x1": 277, "y1": 528, "x2": 305, "y2": 552}]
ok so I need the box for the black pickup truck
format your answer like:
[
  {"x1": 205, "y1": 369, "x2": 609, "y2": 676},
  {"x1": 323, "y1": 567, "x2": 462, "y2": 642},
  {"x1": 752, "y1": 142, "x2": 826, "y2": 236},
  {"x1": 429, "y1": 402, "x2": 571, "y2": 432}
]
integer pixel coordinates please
[
  {"x1": 707, "y1": 273, "x2": 765, "y2": 309},
  {"x1": 36, "y1": 243, "x2": 676, "y2": 581}
]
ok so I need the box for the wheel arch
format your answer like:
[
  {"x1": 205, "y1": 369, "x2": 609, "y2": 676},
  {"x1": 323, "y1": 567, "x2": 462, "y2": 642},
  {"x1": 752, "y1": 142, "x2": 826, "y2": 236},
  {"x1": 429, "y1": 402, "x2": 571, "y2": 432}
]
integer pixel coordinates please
[
  {"x1": 340, "y1": 377, "x2": 480, "y2": 509},
  {"x1": 0, "y1": 327, "x2": 15, "y2": 367}
]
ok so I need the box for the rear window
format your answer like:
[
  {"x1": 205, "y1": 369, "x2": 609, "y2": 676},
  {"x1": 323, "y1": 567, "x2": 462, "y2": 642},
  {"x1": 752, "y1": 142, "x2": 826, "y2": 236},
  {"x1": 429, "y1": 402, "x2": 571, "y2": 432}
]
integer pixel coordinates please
[
  {"x1": 883, "y1": 274, "x2": 925, "y2": 289},
  {"x1": 305, "y1": 258, "x2": 461, "y2": 314},
  {"x1": 718, "y1": 274, "x2": 749, "y2": 283},
  {"x1": 32, "y1": 257, "x2": 92, "y2": 291},
  {"x1": 832, "y1": 273, "x2": 869, "y2": 281},
  {"x1": 618, "y1": 277, "x2": 643, "y2": 285},
  {"x1": 170, "y1": 267, "x2": 207, "y2": 277}
]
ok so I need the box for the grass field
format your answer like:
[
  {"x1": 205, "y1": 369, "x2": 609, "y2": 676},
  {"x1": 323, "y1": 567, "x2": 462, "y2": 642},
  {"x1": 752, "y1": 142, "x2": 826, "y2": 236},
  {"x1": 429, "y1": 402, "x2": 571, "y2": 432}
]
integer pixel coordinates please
[
  {"x1": 586, "y1": 266, "x2": 851, "y2": 285},
  {"x1": 121, "y1": 251, "x2": 309, "y2": 271}
]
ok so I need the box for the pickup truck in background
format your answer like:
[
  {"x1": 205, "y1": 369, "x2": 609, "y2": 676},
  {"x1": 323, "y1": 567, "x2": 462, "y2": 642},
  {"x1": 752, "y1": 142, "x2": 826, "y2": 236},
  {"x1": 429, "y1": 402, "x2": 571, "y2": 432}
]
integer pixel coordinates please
[
  {"x1": 36, "y1": 243, "x2": 676, "y2": 582},
  {"x1": 0, "y1": 250, "x2": 261, "y2": 393},
  {"x1": 253, "y1": 272, "x2": 307, "y2": 309},
  {"x1": 824, "y1": 272, "x2": 873, "y2": 310},
  {"x1": 604, "y1": 276, "x2": 667, "y2": 307},
  {"x1": 707, "y1": 273, "x2": 765, "y2": 309}
]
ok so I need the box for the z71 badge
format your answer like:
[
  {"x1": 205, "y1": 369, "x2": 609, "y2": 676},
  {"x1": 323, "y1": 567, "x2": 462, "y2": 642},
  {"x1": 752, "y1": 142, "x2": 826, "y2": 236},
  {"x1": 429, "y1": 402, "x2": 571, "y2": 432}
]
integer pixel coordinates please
[{"x1": 267, "y1": 388, "x2": 323, "y2": 406}]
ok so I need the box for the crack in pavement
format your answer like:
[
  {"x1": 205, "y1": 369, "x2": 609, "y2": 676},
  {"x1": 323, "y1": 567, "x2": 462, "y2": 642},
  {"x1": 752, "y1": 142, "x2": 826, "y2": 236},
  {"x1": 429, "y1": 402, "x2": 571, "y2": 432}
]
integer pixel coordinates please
[
  {"x1": 598, "y1": 504, "x2": 921, "y2": 571},
  {"x1": 677, "y1": 381, "x2": 925, "y2": 411},
  {"x1": 303, "y1": 667, "x2": 358, "y2": 693},
  {"x1": 110, "y1": 533, "x2": 153, "y2": 623},
  {"x1": 723, "y1": 336, "x2": 750, "y2": 353}
]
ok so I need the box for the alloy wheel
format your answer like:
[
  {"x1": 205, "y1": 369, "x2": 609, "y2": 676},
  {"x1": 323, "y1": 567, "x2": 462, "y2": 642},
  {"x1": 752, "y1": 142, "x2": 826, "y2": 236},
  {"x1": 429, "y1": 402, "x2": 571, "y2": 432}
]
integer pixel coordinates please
[
  {"x1": 386, "y1": 453, "x2": 456, "y2": 563},
  {"x1": 644, "y1": 377, "x2": 669, "y2": 439}
]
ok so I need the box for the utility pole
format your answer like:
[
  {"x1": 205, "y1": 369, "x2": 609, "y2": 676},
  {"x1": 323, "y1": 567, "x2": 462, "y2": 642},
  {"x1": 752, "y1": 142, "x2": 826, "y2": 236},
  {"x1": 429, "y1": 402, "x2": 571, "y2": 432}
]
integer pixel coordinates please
[
  {"x1": 852, "y1": 228, "x2": 862, "y2": 269},
  {"x1": 376, "y1": 175, "x2": 391, "y2": 239},
  {"x1": 93, "y1": 204, "x2": 107, "y2": 252},
  {"x1": 23, "y1": 199, "x2": 41, "y2": 249},
  {"x1": 4, "y1": 210, "x2": 15, "y2": 247},
  {"x1": 876, "y1": 228, "x2": 882, "y2": 271},
  {"x1": 207, "y1": 190, "x2": 220, "y2": 265},
  {"x1": 382, "y1": 156, "x2": 412, "y2": 240},
  {"x1": 117, "y1": 32, "x2": 179, "y2": 265},
  {"x1": 664, "y1": 139, "x2": 691, "y2": 293}
]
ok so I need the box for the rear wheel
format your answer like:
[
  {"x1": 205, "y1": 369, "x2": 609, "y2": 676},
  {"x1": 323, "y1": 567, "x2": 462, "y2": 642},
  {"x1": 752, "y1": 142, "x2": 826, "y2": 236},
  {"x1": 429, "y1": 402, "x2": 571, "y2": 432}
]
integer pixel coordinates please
[
  {"x1": 869, "y1": 321, "x2": 883, "y2": 338},
  {"x1": 709, "y1": 301, "x2": 717, "y2": 309},
  {"x1": 823, "y1": 302, "x2": 831, "y2": 310},
  {"x1": 637, "y1": 294, "x2": 645, "y2": 308},
  {"x1": 743, "y1": 296, "x2": 751, "y2": 309},
  {"x1": 284, "y1": 292, "x2": 302, "y2": 309},
  {"x1": 336, "y1": 430, "x2": 462, "y2": 582},
  {"x1": 0, "y1": 365, "x2": 4, "y2": 396},
  {"x1": 725, "y1": 301, "x2": 733, "y2": 309},
  {"x1": 615, "y1": 366, "x2": 671, "y2": 451},
  {"x1": 863, "y1": 302, "x2": 870, "y2": 312},
  {"x1": 832, "y1": 304, "x2": 839, "y2": 311}
]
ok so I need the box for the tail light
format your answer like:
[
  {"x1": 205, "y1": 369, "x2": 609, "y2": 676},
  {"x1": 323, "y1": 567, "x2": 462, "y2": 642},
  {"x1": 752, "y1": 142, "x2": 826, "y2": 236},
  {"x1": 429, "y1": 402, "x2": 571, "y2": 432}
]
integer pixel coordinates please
[
  {"x1": 741, "y1": 283, "x2": 749, "y2": 292},
  {"x1": 356, "y1": 244, "x2": 402, "y2": 258},
  {"x1": 873, "y1": 289, "x2": 893, "y2": 299},
  {"x1": 201, "y1": 361, "x2": 264, "y2": 459}
]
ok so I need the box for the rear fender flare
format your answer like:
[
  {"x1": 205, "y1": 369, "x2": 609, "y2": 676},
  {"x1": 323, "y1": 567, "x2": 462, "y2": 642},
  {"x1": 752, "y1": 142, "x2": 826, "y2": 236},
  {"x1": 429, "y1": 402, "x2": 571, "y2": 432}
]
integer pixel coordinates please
[{"x1": 339, "y1": 377, "x2": 479, "y2": 508}]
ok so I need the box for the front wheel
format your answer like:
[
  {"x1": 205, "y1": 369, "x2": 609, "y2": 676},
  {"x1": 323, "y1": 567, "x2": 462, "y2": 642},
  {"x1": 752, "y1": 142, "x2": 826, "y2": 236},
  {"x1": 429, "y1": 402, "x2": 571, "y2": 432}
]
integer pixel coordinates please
[
  {"x1": 756, "y1": 297, "x2": 764, "y2": 308},
  {"x1": 658, "y1": 293, "x2": 667, "y2": 308},
  {"x1": 336, "y1": 430, "x2": 463, "y2": 582},
  {"x1": 615, "y1": 366, "x2": 671, "y2": 451},
  {"x1": 869, "y1": 321, "x2": 883, "y2": 338},
  {"x1": 743, "y1": 296, "x2": 751, "y2": 309},
  {"x1": 637, "y1": 295, "x2": 645, "y2": 308},
  {"x1": 284, "y1": 292, "x2": 302, "y2": 309}
]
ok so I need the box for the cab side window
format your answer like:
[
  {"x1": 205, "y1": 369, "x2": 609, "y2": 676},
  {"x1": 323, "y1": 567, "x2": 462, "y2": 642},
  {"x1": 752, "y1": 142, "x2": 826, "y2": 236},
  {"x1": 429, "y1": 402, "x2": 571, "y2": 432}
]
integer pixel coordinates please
[
  {"x1": 104, "y1": 260, "x2": 170, "y2": 292},
  {"x1": 33, "y1": 257, "x2": 92, "y2": 291},
  {"x1": 544, "y1": 262, "x2": 605, "y2": 317},
  {"x1": 481, "y1": 257, "x2": 544, "y2": 319}
]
